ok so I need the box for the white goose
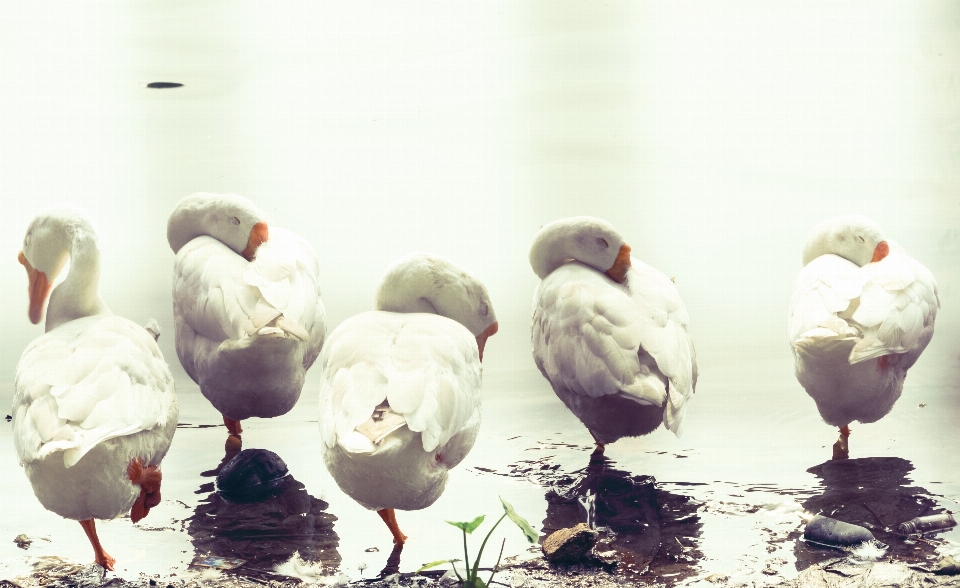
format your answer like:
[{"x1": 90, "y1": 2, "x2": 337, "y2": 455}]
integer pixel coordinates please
[
  {"x1": 168, "y1": 193, "x2": 326, "y2": 444},
  {"x1": 319, "y1": 253, "x2": 498, "y2": 544},
  {"x1": 530, "y1": 217, "x2": 698, "y2": 451},
  {"x1": 13, "y1": 205, "x2": 178, "y2": 571},
  {"x1": 788, "y1": 215, "x2": 939, "y2": 459}
]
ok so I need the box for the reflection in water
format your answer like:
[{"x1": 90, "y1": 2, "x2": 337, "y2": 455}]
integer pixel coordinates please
[
  {"x1": 186, "y1": 449, "x2": 341, "y2": 575},
  {"x1": 794, "y1": 457, "x2": 948, "y2": 570},
  {"x1": 502, "y1": 448, "x2": 703, "y2": 583},
  {"x1": 377, "y1": 543, "x2": 404, "y2": 577}
]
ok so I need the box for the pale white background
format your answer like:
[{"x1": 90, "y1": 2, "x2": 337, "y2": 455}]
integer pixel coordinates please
[
  {"x1": 1, "y1": 1, "x2": 959, "y2": 578},
  {"x1": 2, "y1": 2, "x2": 958, "y2": 386}
]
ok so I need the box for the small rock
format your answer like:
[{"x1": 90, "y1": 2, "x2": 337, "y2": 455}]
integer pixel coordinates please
[
  {"x1": 931, "y1": 555, "x2": 960, "y2": 576},
  {"x1": 704, "y1": 573, "x2": 729, "y2": 583},
  {"x1": 804, "y1": 515, "x2": 874, "y2": 547},
  {"x1": 216, "y1": 449, "x2": 288, "y2": 502},
  {"x1": 542, "y1": 523, "x2": 599, "y2": 564},
  {"x1": 13, "y1": 534, "x2": 31, "y2": 549}
]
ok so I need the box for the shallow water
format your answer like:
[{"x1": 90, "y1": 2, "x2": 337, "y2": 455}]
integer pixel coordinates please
[{"x1": 2, "y1": 342, "x2": 958, "y2": 585}]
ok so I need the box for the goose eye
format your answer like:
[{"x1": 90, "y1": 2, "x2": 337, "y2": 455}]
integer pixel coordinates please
[
  {"x1": 858, "y1": 236, "x2": 865, "y2": 243},
  {"x1": 479, "y1": 301, "x2": 489, "y2": 316},
  {"x1": 230, "y1": 216, "x2": 241, "y2": 226},
  {"x1": 598, "y1": 238, "x2": 609, "y2": 248}
]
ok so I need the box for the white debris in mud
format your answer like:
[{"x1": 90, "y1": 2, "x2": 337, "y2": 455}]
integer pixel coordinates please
[
  {"x1": 849, "y1": 540, "x2": 887, "y2": 562},
  {"x1": 273, "y1": 551, "x2": 330, "y2": 582}
]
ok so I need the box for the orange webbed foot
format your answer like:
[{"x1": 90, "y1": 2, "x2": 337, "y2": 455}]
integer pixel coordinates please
[
  {"x1": 79, "y1": 519, "x2": 115, "y2": 571},
  {"x1": 95, "y1": 551, "x2": 117, "y2": 572},
  {"x1": 127, "y1": 458, "x2": 162, "y2": 522}
]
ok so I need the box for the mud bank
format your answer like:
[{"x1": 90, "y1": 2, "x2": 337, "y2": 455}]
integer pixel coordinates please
[{"x1": 6, "y1": 554, "x2": 960, "y2": 588}]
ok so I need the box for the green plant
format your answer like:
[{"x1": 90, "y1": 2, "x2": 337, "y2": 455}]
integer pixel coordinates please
[{"x1": 418, "y1": 497, "x2": 538, "y2": 588}]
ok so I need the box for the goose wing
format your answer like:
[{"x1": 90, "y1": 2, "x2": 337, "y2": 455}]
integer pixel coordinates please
[
  {"x1": 13, "y1": 315, "x2": 177, "y2": 468},
  {"x1": 319, "y1": 312, "x2": 481, "y2": 462},
  {"x1": 849, "y1": 253, "x2": 939, "y2": 364},
  {"x1": 172, "y1": 227, "x2": 325, "y2": 377},
  {"x1": 532, "y1": 261, "x2": 697, "y2": 436},
  {"x1": 626, "y1": 259, "x2": 698, "y2": 434},
  {"x1": 788, "y1": 253, "x2": 939, "y2": 365}
]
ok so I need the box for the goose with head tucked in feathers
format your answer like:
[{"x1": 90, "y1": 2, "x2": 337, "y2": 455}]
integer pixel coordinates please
[
  {"x1": 318, "y1": 253, "x2": 498, "y2": 545},
  {"x1": 529, "y1": 216, "x2": 698, "y2": 452},
  {"x1": 168, "y1": 193, "x2": 326, "y2": 446},
  {"x1": 13, "y1": 204, "x2": 178, "y2": 571},
  {"x1": 788, "y1": 215, "x2": 939, "y2": 459}
]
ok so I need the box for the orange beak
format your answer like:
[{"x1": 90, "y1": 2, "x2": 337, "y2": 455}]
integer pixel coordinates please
[
  {"x1": 871, "y1": 241, "x2": 889, "y2": 263},
  {"x1": 605, "y1": 244, "x2": 632, "y2": 284},
  {"x1": 240, "y1": 221, "x2": 269, "y2": 261},
  {"x1": 476, "y1": 321, "x2": 499, "y2": 362},
  {"x1": 19, "y1": 250, "x2": 51, "y2": 325}
]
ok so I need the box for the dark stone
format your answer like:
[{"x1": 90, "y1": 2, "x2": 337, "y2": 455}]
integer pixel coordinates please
[
  {"x1": 542, "y1": 523, "x2": 599, "y2": 563},
  {"x1": 803, "y1": 515, "x2": 874, "y2": 547},
  {"x1": 216, "y1": 449, "x2": 289, "y2": 503}
]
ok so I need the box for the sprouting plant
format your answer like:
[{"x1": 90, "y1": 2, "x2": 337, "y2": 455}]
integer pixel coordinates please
[{"x1": 418, "y1": 497, "x2": 538, "y2": 588}]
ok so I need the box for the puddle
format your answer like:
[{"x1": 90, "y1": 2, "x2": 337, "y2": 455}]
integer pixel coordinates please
[
  {"x1": 185, "y1": 450, "x2": 341, "y2": 576},
  {"x1": 792, "y1": 457, "x2": 953, "y2": 570},
  {"x1": 2, "y1": 349, "x2": 958, "y2": 586}
]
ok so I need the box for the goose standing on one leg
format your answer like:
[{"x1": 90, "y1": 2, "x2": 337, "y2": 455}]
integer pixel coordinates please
[
  {"x1": 168, "y1": 193, "x2": 326, "y2": 447},
  {"x1": 13, "y1": 205, "x2": 178, "y2": 571},
  {"x1": 319, "y1": 253, "x2": 498, "y2": 544},
  {"x1": 529, "y1": 217, "x2": 698, "y2": 452},
  {"x1": 788, "y1": 215, "x2": 939, "y2": 460}
]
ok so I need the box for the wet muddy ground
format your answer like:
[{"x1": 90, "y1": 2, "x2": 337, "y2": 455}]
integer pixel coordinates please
[{"x1": 2, "y1": 344, "x2": 959, "y2": 586}]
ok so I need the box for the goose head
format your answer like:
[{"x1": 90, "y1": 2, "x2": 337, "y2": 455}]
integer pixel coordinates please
[
  {"x1": 375, "y1": 253, "x2": 499, "y2": 361},
  {"x1": 167, "y1": 192, "x2": 273, "y2": 261},
  {"x1": 802, "y1": 215, "x2": 889, "y2": 267},
  {"x1": 529, "y1": 216, "x2": 632, "y2": 283},
  {"x1": 18, "y1": 205, "x2": 93, "y2": 324}
]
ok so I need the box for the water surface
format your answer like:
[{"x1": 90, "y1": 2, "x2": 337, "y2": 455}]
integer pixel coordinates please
[{"x1": 2, "y1": 343, "x2": 958, "y2": 585}]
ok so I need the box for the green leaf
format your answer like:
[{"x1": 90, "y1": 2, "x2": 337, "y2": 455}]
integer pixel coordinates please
[
  {"x1": 416, "y1": 559, "x2": 460, "y2": 573},
  {"x1": 467, "y1": 578, "x2": 487, "y2": 588},
  {"x1": 500, "y1": 497, "x2": 538, "y2": 543},
  {"x1": 446, "y1": 515, "x2": 486, "y2": 534}
]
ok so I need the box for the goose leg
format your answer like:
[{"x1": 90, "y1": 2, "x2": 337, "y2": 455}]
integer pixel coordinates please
[
  {"x1": 832, "y1": 425, "x2": 851, "y2": 461},
  {"x1": 589, "y1": 431, "x2": 606, "y2": 455},
  {"x1": 79, "y1": 519, "x2": 115, "y2": 571},
  {"x1": 377, "y1": 508, "x2": 408, "y2": 545},
  {"x1": 223, "y1": 416, "x2": 243, "y2": 449}
]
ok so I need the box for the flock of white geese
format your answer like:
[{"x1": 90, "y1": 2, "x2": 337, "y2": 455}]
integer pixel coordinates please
[{"x1": 12, "y1": 194, "x2": 939, "y2": 570}]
